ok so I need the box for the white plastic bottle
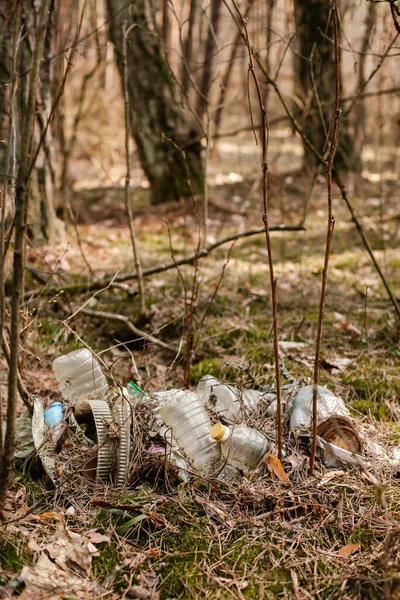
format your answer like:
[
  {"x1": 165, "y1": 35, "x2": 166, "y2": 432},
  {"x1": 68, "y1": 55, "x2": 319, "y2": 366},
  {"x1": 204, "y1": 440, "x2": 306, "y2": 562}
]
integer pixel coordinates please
[
  {"x1": 53, "y1": 348, "x2": 110, "y2": 404},
  {"x1": 211, "y1": 423, "x2": 269, "y2": 471},
  {"x1": 159, "y1": 390, "x2": 221, "y2": 476}
]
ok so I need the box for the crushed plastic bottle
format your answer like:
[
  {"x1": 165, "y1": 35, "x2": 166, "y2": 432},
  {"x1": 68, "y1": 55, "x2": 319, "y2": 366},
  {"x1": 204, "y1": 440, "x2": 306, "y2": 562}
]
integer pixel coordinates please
[
  {"x1": 196, "y1": 375, "x2": 263, "y2": 423},
  {"x1": 289, "y1": 385, "x2": 350, "y2": 431},
  {"x1": 53, "y1": 348, "x2": 110, "y2": 405},
  {"x1": 211, "y1": 423, "x2": 269, "y2": 471},
  {"x1": 159, "y1": 389, "x2": 221, "y2": 476}
]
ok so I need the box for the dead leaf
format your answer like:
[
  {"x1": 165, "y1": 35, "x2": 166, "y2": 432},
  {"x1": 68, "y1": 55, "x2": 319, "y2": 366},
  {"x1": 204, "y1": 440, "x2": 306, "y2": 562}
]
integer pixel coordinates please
[
  {"x1": 278, "y1": 341, "x2": 308, "y2": 353},
  {"x1": 86, "y1": 531, "x2": 111, "y2": 544},
  {"x1": 264, "y1": 454, "x2": 290, "y2": 484},
  {"x1": 337, "y1": 543, "x2": 361, "y2": 557},
  {"x1": 18, "y1": 552, "x2": 94, "y2": 599},
  {"x1": 317, "y1": 470, "x2": 346, "y2": 487},
  {"x1": 123, "y1": 551, "x2": 148, "y2": 569},
  {"x1": 320, "y1": 357, "x2": 352, "y2": 374},
  {"x1": 37, "y1": 511, "x2": 60, "y2": 520}
]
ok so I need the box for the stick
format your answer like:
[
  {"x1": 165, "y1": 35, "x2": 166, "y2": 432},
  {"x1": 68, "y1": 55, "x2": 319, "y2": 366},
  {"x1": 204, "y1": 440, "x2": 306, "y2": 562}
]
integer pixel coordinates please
[
  {"x1": 78, "y1": 307, "x2": 171, "y2": 351},
  {"x1": 122, "y1": 21, "x2": 145, "y2": 314},
  {"x1": 310, "y1": 1, "x2": 341, "y2": 474},
  {"x1": 231, "y1": 1, "x2": 282, "y2": 459}
]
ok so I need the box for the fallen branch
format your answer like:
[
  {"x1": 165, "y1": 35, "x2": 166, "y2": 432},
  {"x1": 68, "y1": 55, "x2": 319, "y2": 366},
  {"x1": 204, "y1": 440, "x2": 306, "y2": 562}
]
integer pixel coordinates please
[
  {"x1": 23, "y1": 224, "x2": 305, "y2": 298},
  {"x1": 77, "y1": 307, "x2": 172, "y2": 351}
]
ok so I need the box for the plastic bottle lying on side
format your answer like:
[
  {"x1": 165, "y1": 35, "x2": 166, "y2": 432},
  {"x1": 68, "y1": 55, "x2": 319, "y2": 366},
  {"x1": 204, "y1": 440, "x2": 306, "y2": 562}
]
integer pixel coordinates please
[
  {"x1": 211, "y1": 423, "x2": 269, "y2": 471},
  {"x1": 289, "y1": 384, "x2": 350, "y2": 431},
  {"x1": 196, "y1": 375, "x2": 264, "y2": 423},
  {"x1": 53, "y1": 349, "x2": 110, "y2": 409},
  {"x1": 159, "y1": 389, "x2": 221, "y2": 476}
]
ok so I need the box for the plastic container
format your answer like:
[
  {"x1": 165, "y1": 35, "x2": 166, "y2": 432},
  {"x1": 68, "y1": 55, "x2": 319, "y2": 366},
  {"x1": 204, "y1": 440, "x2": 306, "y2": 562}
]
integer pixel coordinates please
[
  {"x1": 289, "y1": 385, "x2": 350, "y2": 431},
  {"x1": 196, "y1": 375, "x2": 263, "y2": 423},
  {"x1": 211, "y1": 423, "x2": 269, "y2": 471},
  {"x1": 53, "y1": 349, "x2": 110, "y2": 404},
  {"x1": 159, "y1": 390, "x2": 221, "y2": 476},
  {"x1": 44, "y1": 402, "x2": 64, "y2": 428}
]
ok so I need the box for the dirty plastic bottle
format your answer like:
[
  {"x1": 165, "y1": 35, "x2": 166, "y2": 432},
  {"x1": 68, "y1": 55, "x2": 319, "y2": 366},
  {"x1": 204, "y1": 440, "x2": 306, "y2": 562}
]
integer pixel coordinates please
[
  {"x1": 196, "y1": 375, "x2": 263, "y2": 423},
  {"x1": 211, "y1": 423, "x2": 269, "y2": 471},
  {"x1": 159, "y1": 390, "x2": 221, "y2": 476},
  {"x1": 289, "y1": 385, "x2": 350, "y2": 431},
  {"x1": 53, "y1": 348, "x2": 110, "y2": 404}
]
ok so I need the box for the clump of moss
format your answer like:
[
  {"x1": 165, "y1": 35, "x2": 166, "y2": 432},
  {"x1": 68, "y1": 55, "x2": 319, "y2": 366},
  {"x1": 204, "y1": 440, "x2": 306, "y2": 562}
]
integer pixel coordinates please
[{"x1": 0, "y1": 538, "x2": 32, "y2": 576}]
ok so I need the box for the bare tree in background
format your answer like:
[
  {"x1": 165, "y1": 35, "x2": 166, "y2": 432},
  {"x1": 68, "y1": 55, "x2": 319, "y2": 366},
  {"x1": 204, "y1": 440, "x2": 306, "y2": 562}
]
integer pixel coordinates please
[
  {"x1": 353, "y1": 2, "x2": 376, "y2": 158},
  {"x1": 106, "y1": 0, "x2": 204, "y2": 205},
  {"x1": 197, "y1": 0, "x2": 223, "y2": 117},
  {"x1": 0, "y1": 0, "x2": 64, "y2": 245},
  {"x1": 293, "y1": 0, "x2": 361, "y2": 172}
]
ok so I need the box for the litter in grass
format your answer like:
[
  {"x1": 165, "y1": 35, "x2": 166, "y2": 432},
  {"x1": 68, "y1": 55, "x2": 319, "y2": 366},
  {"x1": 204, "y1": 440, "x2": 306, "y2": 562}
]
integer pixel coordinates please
[{"x1": 15, "y1": 349, "x2": 400, "y2": 491}]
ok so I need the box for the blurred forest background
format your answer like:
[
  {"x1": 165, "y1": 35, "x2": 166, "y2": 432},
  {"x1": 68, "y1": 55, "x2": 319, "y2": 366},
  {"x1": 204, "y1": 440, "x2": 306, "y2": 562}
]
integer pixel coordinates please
[{"x1": 0, "y1": 0, "x2": 400, "y2": 597}]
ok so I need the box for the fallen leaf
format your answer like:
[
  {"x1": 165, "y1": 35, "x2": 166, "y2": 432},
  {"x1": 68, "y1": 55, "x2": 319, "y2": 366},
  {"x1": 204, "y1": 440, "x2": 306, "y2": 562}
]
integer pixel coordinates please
[
  {"x1": 337, "y1": 543, "x2": 361, "y2": 557},
  {"x1": 18, "y1": 552, "x2": 94, "y2": 599},
  {"x1": 264, "y1": 454, "x2": 290, "y2": 484},
  {"x1": 317, "y1": 470, "x2": 346, "y2": 487},
  {"x1": 37, "y1": 511, "x2": 60, "y2": 520},
  {"x1": 86, "y1": 531, "x2": 111, "y2": 544},
  {"x1": 278, "y1": 341, "x2": 308, "y2": 353}
]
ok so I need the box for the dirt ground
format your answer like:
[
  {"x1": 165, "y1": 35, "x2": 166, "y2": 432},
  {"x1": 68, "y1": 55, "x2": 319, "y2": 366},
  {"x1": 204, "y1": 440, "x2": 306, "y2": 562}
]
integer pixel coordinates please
[{"x1": 1, "y1": 139, "x2": 400, "y2": 599}]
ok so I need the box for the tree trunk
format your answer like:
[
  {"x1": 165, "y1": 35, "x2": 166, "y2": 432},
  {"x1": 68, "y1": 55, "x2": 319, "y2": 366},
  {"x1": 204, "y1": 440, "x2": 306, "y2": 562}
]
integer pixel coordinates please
[
  {"x1": 197, "y1": 0, "x2": 222, "y2": 116},
  {"x1": 106, "y1": 0, "x2": 204, "y2": 205},
  {"x1": 353, "y1": 2, "x2": 376, "y2": 158},
  {"x1": 293, "y1": 0, "x2": 361, "y2": 172},
  {"x1": 181, "y1": 0, "x2": 197, "y2": 97},
  {"x1": 0, "y1": 0, "x2": 64, "y2": 246}
]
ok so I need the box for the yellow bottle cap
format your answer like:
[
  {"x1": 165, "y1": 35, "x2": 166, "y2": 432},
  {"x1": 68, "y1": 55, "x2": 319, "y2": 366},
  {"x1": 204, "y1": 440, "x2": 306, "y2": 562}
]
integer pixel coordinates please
[{"x1": 211, "y1": 423, "x2": 228, "y2": 441}]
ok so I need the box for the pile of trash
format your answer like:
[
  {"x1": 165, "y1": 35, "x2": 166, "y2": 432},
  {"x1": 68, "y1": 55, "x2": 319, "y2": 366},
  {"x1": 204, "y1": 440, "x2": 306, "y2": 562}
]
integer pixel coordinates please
[{"x1": 14, "y1": 348, "x2": 400, "y2": 487}]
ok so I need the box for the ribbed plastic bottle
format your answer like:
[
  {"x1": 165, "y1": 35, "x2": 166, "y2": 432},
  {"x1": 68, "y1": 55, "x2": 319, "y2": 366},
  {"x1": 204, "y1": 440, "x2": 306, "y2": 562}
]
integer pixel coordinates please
[
  {"x1": 211, "y1": 423, "x2": 269, "y2": 471},
  {"x1": 53, "y1": 348, "x2": 110, "y2": 404},
  {"x1": 159, "y1": 390, "x2": 221, "y2": 476}
]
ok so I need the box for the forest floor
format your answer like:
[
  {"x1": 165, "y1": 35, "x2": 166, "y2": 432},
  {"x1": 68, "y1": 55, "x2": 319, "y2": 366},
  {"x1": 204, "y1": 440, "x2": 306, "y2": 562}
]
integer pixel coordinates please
[{"x1": 1, "y1": 147, "x2": 400, "y2": 599}]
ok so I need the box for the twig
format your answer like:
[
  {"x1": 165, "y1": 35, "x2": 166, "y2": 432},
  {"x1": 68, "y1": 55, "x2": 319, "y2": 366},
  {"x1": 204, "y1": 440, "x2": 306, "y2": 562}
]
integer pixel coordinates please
[
  {"x1": 232, "y1": 1, "x2": 282, "y2": 459},
  {"x1": 0, "y1": 4, "x2": 21, "y2": 454},
  {"x1": 309, "y1": 1, "x2": 340, "y2": 475},
  {"x1": 122, "y1": 21, "x2": 145, "y2": 314},
  {"x1": 77, "y1": 307, "x2": 171, "y2": 351},
  {"x1": 1, "y1": 336, "x2": 32, "y2": 413}
]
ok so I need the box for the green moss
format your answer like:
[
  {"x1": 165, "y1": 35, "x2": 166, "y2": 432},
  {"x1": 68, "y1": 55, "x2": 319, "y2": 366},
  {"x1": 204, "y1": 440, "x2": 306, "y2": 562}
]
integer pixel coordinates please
[
  {"x1": 351, "y1": 399, "x2": 391, "y2": 421},
  {"x1": 92, "y1": 543, "x2": 121, "y2": 581},
  {"x1": 347, "y1": 525, "x2": 377, "y2": 550},
  {"x1": 0, "y1": 539, "x2": 32, "y2": 575},
  {"x1": 189, "y1": 358, "x2": 236, "y2": 385}
]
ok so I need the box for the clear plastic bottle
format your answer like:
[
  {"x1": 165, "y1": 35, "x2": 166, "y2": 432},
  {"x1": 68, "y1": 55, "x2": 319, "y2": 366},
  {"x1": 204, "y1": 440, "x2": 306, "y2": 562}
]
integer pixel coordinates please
[
  {"x1": 196, "y1": 375, "x2": 263, "y2": 423},
  {"x1": 159, "y1": 390, "x2": 221, "y2": 476},
  {"x1": 289, "y1": 385, "x2": 350, "y2": 431},
  {"x1": 53, "y1": 348, "x2": 110, "y2": 404},
  {"x1": 211, "y1": 423, "x2": 269, "y2": 471}
]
